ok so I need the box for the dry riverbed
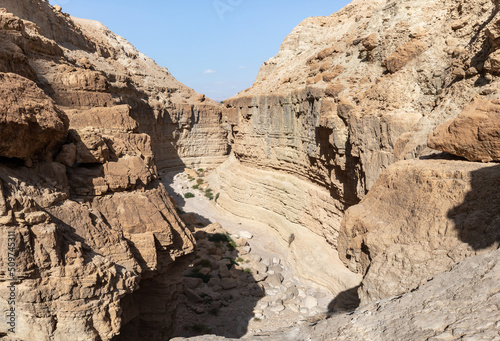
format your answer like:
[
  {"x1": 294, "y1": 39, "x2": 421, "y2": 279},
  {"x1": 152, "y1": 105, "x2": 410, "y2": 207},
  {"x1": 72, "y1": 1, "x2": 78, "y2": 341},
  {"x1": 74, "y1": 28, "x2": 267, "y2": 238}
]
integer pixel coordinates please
[{"x1": 160, "y1": 168, "x2": 336, "y2": 339}]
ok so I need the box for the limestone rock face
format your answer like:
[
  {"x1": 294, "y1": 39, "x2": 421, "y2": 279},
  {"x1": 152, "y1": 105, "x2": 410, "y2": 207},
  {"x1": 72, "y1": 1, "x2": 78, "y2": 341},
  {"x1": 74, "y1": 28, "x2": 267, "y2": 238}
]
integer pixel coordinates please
[
  {"x1": 428, "y1": 98, "x2": 500, "y2": 162},
  {"x1": 213, "y1": 0, "x2": 500, "y2": 297},
  {"x1": 0, "y1": 72, "x2": 68, "y2": 160},
  {"x1": 0, "y1": 1, "x2": 225, "y2": 340},
  {"x1": 338, "y1": 160, "x2": 500, "y2": 303}
]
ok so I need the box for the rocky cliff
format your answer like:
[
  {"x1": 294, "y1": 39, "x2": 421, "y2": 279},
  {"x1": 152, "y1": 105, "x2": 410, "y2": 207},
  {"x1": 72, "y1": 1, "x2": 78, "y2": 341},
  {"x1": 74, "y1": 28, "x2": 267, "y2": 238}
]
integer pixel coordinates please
[
  {"x1": 0, "y1": 1, "x2": 228, "y2": 340},
  {"x1": 211, "y1": 0, "x2": 500, "y2": 305}
]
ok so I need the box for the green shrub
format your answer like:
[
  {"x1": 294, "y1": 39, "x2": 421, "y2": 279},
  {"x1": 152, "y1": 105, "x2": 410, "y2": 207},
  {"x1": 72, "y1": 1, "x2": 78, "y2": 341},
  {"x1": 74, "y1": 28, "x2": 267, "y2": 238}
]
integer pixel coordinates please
[
  {"x1": 196, "y1": 178, "x2": 204, "y2": 185},
  {"x1": 208, "y1": 233, "x2": 231, "y2": 243},
  {"x1": 244, "y1": 268, "x2": 253, "y2": 274},
  {"x1": 192, "y1": 184, "x2": 200, "y2": 190},
  {"x1": 205, "y1": 188, "x2": 214, "y2": 200},
  {"x1": 197, "y1": 168, "x2": 204, "y2": 173},
  {"x1": 184, "y1": 192, "x2": 195, "y2": 198}
]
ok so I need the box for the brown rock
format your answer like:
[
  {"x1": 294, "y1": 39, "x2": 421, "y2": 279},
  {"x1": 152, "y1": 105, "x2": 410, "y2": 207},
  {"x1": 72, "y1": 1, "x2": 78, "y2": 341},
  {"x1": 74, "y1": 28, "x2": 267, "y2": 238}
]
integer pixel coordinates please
[
  {"x1": 384, "y1": 39, "x2": 427, "y2": 73},
  {"x1": 338, "y1": 160, "x2": 500, "y2": 303},
  {"x1": 362, "y1": 33, "x2": 378, "y2": 51},
  {"x1": 56, "y1": 143, "x2": 77, "y2": 167},
  {"x1": 428, "y1": 98, "x2": 500, "y2": 162},
  {"x1": 0, "y1": 73, "x2": 68, "y2": 160},
  {"x1": 220, "y1": 278, "x2": 237, "y2": 290},
  {"x1": 66, "y1": 105, "x2": 137, "y2": 132}
]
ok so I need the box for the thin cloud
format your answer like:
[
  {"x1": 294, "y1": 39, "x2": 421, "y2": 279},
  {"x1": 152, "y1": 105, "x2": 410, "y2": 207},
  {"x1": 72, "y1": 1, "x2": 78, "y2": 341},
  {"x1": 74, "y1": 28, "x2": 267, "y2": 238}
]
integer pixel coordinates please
[{"x1": 203, "y1": 69, "x2": 216, "y2": 74}]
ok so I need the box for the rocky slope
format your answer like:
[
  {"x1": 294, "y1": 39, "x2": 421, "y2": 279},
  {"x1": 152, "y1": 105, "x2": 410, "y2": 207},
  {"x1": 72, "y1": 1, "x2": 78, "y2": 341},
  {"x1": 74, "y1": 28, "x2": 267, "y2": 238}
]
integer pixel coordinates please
[
  {"x1": 211, "y1": 0, "x2": 500, "y2": 305},
  {"x1": 176, "y1": 247, "x2": 500, "y2": 341},
  {"x1": 0, "y1": 1, "x2": 227, "y2": 340}
]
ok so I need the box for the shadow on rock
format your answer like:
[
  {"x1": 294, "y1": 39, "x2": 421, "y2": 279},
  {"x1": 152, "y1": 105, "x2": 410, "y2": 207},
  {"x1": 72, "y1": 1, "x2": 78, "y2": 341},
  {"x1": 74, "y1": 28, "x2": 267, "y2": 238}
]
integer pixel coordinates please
[
  {"x1": 448, "y1": 164, "x2": 500, "y2": 250},
  {"x1": 327, "y1": 285, "x2": 361, "y2": 315},
  {"x1": 169, "y1": 215, "x2": 265, "y2": 339}
]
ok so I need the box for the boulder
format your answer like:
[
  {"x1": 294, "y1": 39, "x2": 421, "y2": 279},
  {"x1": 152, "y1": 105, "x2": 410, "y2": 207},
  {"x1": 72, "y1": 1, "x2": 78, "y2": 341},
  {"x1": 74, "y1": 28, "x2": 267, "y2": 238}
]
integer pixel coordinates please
[
  {"x1": 428, "y1": 98, "x2": 500, "y2": 162},
  {"x1": 0, "y1": 73, "x2": 68, "y2": 160}
]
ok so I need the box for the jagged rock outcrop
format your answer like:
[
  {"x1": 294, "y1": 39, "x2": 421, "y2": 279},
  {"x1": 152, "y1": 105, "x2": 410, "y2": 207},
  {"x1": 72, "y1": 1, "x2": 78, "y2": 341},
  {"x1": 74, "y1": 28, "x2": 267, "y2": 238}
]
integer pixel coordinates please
[
  {"x1": 338, "y1": 159, "x2": 500, "y2": 303},
  {"x1": 0, "y1": 1, "x2": 227, "y2": 340},
  {"x1": 428, "y1": 98, "x2": 500, "y2": 162},
  {"x1": 0, "y1": 72, "x2": 68, "y2": 160}
]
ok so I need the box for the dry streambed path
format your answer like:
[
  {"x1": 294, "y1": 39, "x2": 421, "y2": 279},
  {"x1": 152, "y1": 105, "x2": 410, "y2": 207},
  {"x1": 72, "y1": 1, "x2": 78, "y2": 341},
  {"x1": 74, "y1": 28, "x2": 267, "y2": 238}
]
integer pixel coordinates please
[{"x1": 161, "y1": 168, "x2": 335, "y2": 338}]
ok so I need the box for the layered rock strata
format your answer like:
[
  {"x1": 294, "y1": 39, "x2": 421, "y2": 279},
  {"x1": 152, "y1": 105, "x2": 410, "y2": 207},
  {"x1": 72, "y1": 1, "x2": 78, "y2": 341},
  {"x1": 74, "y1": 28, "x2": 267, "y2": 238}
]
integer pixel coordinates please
[
  {"x1": 213, "y1": 0, "x2": 500, "y2": 301},
  {"x1": 0, "y1": 1, "x2": 227, "y2": 340}
]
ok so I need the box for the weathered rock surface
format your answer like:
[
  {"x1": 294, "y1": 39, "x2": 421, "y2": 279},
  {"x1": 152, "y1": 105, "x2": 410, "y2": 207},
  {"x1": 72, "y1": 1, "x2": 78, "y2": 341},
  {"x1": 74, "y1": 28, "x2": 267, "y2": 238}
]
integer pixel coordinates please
[
  {"x1": 339, "y1": 159, "x2": 500, "y2": 303},
  {"x1": 0, "y1": 72, "x2": 68, "y2": 160},
  {"x1": 429, "y1": 98, "x2": 500, "y2": 162},
  {"x1": 0, "y1": 1, "x2": 226, "y2": 340},
  {"x1": 212, "y1": 0, "x2": 500, "y2": 315},
  {"x1": 175, "y1": 248, "x2": 500, "y2": 341}
]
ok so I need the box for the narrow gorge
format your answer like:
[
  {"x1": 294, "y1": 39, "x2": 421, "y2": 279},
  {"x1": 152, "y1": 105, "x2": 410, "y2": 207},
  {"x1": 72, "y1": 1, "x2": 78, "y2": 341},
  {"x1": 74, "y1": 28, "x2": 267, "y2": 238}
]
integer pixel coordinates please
[{"x1": 0, "y1": 0, "x2": 499, "y2": 340}]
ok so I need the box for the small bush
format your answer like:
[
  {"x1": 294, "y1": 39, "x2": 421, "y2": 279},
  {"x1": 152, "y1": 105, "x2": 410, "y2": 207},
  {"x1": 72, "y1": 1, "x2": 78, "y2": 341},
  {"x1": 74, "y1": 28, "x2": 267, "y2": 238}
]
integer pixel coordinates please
[
  {"x1": 254, "y1": 317, "x2": 262, "y2": 322},
  {"x1": 192, "y1": 184, "x2": 200, "y2": 190},
  {"x1": 208, "y1": 233, "x2": 231, "y2": 243},
  {"x1": 244, "y1": 268, "x2": 253, "y2": 274},
  {"x1": 197, "y1": 168, "x2": 204, "y2": 173},
  {"x1": 184, "y1": 192, "x2": 195, "y2": 198},
  {"x1": 205, "y1": 188, "x2": 214, "y2": 200},
  {"x1": 196, "y1": 178, "x2": 204, "y2": 185},
  {"x1": 236, "y1": 257, "x2": 244, "y2": 263}
]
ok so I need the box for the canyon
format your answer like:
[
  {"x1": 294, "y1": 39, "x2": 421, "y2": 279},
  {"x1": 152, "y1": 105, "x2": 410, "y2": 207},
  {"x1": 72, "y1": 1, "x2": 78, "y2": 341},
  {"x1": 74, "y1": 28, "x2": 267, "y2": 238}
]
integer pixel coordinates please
[{"x1": 0, "y1": 0, "x2": 498, "y2": 340}]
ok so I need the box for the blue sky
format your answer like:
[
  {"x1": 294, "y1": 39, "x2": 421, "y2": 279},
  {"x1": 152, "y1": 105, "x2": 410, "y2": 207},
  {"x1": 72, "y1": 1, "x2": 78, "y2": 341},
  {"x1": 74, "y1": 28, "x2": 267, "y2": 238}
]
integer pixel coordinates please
[{"x1": 49, "y1": 0, "x2": 351, "y2": 101}]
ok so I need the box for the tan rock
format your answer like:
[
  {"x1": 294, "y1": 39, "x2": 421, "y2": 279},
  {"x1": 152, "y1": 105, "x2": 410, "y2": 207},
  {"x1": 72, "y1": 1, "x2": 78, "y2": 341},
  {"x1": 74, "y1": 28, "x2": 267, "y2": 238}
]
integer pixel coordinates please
[
  {"x1": 384, "y1": 38, "x2": 427, "y2": 73},
  {"x1": 185, "y1": 168, "x2": 199, "y2": 179},
  {"x1": 338, "y1": 160, "x2": 500, "y2": 303},
  {"x1": 428, "y1": 98, "x2": 500, "y2": 162},
  {"x1": 66, "y1": 105, "x2": 137, "y2": 133},
  {"x1": 0, "y1": 73, "x2": 68, "y2": 160},
  {"x1": 56, "y1": 143, "x2": 77, "y2": 167},
  {"x1": 70, "y1": 130, "x2": 110, "y2": 164}
]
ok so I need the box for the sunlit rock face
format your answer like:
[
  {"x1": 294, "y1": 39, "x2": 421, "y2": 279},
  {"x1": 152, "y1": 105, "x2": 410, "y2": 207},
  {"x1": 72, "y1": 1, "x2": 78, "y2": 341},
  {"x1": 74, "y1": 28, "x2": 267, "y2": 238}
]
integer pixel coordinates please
[{"x1": 0, "y1": 0, "x2": 231, "y2": 339}]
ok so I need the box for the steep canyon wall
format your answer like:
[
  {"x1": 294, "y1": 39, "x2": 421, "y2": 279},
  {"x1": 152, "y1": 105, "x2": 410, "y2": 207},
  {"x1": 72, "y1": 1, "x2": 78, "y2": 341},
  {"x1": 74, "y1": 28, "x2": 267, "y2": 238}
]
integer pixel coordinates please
[
  {"x1": 214, "y1": 0, "x2": 500, "y2": 301},
  {"x1": 0, "y1": 1, "x2": 228, "y2": 340}
]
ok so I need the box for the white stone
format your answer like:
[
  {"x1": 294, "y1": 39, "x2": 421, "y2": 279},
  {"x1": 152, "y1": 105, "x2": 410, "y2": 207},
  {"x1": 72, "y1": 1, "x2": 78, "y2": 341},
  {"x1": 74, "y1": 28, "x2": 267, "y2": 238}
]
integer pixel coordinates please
[
  {"x1": 239, "y1": 231, "x2": 253, "y2": 239},
  {"x1": 303, "y1": 296, "x2": 318, "y2": 310}
]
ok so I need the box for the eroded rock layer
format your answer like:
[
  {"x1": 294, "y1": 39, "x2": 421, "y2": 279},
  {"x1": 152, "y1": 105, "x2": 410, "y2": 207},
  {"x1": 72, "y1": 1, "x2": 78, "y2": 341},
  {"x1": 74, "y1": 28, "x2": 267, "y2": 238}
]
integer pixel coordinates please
[
  {"x1": 0, "y1": 0, "x2": 227, "y2": 340},
  {"x1": 214, "y1": 0, "x2": 500, "y2": 300},
  {"x1": 339, "y1": 159, "x2": 500, "y2": 303}
]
